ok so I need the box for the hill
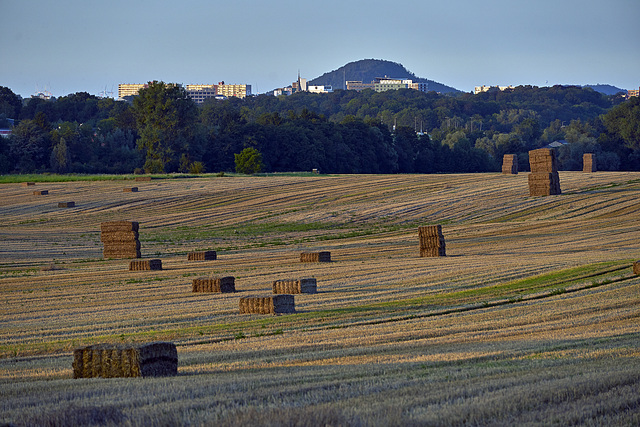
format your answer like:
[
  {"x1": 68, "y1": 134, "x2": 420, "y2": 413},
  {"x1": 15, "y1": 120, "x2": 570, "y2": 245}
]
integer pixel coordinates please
[
  {"x1": 308, "y1": 58, "x2": 461, "y2": 94},
  {"x1": 582, "y1": 84, "x2": 626, "y2": 96}
]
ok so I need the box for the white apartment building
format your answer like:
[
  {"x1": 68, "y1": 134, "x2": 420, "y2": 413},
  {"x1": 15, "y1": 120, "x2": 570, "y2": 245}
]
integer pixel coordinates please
[{"x1": 308, "y1": 85, "x2": 333, "y2": 93}]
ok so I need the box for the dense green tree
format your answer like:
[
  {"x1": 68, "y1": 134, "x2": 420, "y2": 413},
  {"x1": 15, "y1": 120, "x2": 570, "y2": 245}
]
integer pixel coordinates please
[
  {"x1": 0, "y1": 86, "x2": 22, "y2": 118},
  {"x1": 235, "y1": 147, "x2": 263, "y2": 174},
  {"x1": 132, "y1": 81, "x2": 199, "y2": 173}
]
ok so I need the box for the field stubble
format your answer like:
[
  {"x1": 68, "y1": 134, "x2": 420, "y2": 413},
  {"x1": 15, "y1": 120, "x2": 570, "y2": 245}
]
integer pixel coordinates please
[{"x1": 0, "y1": 172, "x2": 639, "y2": 425}]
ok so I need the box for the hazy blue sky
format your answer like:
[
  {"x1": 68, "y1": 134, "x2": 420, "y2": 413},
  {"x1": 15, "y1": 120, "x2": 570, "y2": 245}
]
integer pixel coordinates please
[{"x1": 1, "y1": 0, "x2": 638, "y2": 98}]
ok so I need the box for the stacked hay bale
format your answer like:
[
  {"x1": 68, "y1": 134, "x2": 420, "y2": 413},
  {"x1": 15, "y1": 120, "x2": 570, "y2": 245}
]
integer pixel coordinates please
[
  {"x1": 239, "y1": 295, "x2": 295, "y2": 314},
  {"x1": 135, "y1": 176, "x2": 152, "y2": 182},
  {"x1": 33, "y1": 190, "x2": 48, "y2": 195},
  {"x1": 192, "y1": 276, "x2": 235, "y2": 293},
  {"x1": 583, "y1": 153, "x2": 597, "y2": 172},
  {"x1": 123, "y1": 187, "x2": 139, "y2": 192},
  {"x1": 273, "y1": 278, "x2": 317, "y2": 294},
  {"x1": 633, "y1": 261, "x2": 640, "y2": 275},
  {"x1": 188, "y1": 251, "x2": 217, "y2": 261},
  {"x1": 72, "y1": 342, "x2": 177, "y2": 378},
  {"x1": 58, "y1": 201, "x2": 75, "y2": 208},
  {"x1": 300, "y1": 251, "x2": 331, "y2": 262},
  {"x1": 21, "y1": 182, "x2": 35, "y2": 187},
  {"x1": 129, "y1": 259, "x2": 162, "y2": 271},
  {"x1": 101, "y1": 221, "x2": 141, "y2": 259},
  {"x1": 418, "y1": 225, "x2": 446, "y2": 257},
  {"x1": 501, "y1": 154, "x2": 518, "y2": 174},
  {"x1": 528, "y1": 148, "x2": 561, "y2": 196}
]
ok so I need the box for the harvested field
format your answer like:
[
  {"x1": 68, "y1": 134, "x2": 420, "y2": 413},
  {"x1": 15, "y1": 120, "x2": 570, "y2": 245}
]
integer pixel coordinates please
[{"x1": 0, "y1": 172, "x2": 639, "y2": 425}]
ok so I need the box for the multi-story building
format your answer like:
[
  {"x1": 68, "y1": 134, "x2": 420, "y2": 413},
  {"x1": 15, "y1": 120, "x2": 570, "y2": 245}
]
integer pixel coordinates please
[
  {"x1": 346, "y1": 77, "x2": 428, "y2": 93},
  {"x1": 187, "y1": 88, "x2": 226, "y2": 104},
  {"x1": 474, "y1": 85, "x2": 514, "y2": 95},
  {"x1": 308, "y1": 85, "x2": 333, "y2": 94},
  {"x1": 346, "y1": 81, "x2": 375, "y2": 91},
  {"x1": 118, "y1": 83, "x2": 148, "y2": 99},
  {"x1": 216, "y1": 82, "x2": 251, "y2": 98},
  {"x1": 627, "y1": 87, "x2": 639, "y2": 98}
]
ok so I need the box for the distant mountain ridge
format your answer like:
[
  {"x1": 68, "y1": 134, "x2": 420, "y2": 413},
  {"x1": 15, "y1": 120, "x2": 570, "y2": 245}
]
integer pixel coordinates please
[
  {"x1": 308, "y1": 59, "x2": 461, "y2": 94},
  {"x1": 581, "y1": 84, "x2": 626, "y2": 96}
]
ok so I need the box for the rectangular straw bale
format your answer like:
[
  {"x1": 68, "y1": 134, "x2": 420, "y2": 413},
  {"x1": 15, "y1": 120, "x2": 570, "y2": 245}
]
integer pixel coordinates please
[
  {"x1": 129, "y1": 259, "x2": 162, "y2": 271},
  {"x1": 239, "y1": 294, "x2": 295, "y2": 314},
  {"x1": 33, "y1": 190, "x2": 48, "y2": 195},
  {"x1": 418, "y1": 225, "x2": 443, "y2": 238},
  {"x1": 528, "y1": 172, "x2": 561, "y2": 196},
  {"x1": 103, "y1": 249, "x2": 141, "y2": 259},
  {"x1": 528, "y1": 148, "x2": 558, "y2": 173},
  {"x1": 58, "y1": 202, "x2": 75, "y2": 208},
  {"x1": 300, "y1": 251, "x2": 331, "y2": 262},
  {"x1": 273, "y1": 278, "x2": 317, "y2": 294},
  {"x1": 633, "y1": 261, "x2": 640, "y2": 275},
  {"x1": 501, "y1": 154, "x2": 518, "y2": 174},
  {"x1": 420, "y1": 247, "x2": 447, "y2": 257},
  {"x1": 101, "y1": 221, "x2": 140, "y2": 232},
  {"x1": 583, "y1": 153, "x2": 596, "y2": 172},
  {"x1": 72, "y1": 342, "x2": 178, "y2": 378},
  {"x1": 123, "y1": 187, "x2": 139, "y2": 192},
  {"x1": 135, "y1": 176, "x2": 152, "y2": 181},
  {"x1": 192, "y1": 276, "x2": 235, "y2": 293},
  {"x1": 100, "y1": 231, "x2": 140, "y2": 243},
  {"x1": 21, "y1": 182, "x2": 35, "y2": 186},
  {"x1": 187, "y1": 251, "x2": 217, "y2": 261}
]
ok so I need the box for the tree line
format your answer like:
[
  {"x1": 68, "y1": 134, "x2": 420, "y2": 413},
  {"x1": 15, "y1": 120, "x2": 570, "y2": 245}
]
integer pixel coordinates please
[{"x1": 0, "y1": 82, "x2": 638, "y2": 175}]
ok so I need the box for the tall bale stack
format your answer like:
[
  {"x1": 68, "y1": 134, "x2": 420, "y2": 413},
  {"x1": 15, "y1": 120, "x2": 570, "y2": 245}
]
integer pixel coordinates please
[
  {"x1": 528, "y1": 148, "x2": 561, "y2": 196},
  {"x1": 192, "y1": 276, "x2": 235, "y2": 293},
  {"x1": 239, "y1": 295, "x2": 295, "y2": 314},
  {"x1": 188, "y1": 251, "x2": 217, "y2": 261},
  {"x1": 501, "y1": 154, "x2": 518, "y2": 174},
  {"x1": 72, "y1": 342, "x2": 177, "y2": 378},
  {"x1": 129, "y1": 259, "x2": 162, "y2": 271},
  {"x1": 300, "y1": 251, "x2": 331, "y2": 262},
  {"x1": 273, "y1": 278, "x2": 317, "y2": 294},
  {"x1": 583, "y1": 153, "x2": 597, "y2": 173},
  {"x1": 101, "y1": 221, "x2": 141, "y2": 259},
  {"x1": 418, "y1": 225, "x2": 446, "y2": 257}
]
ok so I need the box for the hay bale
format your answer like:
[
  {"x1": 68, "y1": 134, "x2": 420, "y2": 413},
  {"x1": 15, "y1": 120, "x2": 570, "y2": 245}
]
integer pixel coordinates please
[
  {"x1": 273, "y1": 278, "x2": 317, "y2": 294},
  {"x1": 633, "y1": 261, "x2": 640, "y2": 276},
  {"x1": 418, "y1": 225, "x2": 446, "y2": 257},
  {"x1": 135, "y1": 176, "x2": 152, "y2": 181},
  {"x1": 101, "y1": 221, "x2": 140, "y2": 232},
  {"x1": 33, "y1": 190, "x2": 48, "y2": 195},
  {"x1": 501, "y1": 154, "x2": 518, "y2": 174},
  {"x1": 187, "y1": 251, "x2": 217, "y2": 261},
  {"x1": 583, "y1": 153, "x2": 597, "y2": 173},
  {"x1": 239, "y1": 294, "x2": 295, "y2": 314},
  {"x1": 21, "y1": 182, "x2": 35, "y2": 186},
  {"x1": 123, "y1": 187, "x2": 139, "y2": 192},
  {"x1": 528, "y1": 172, "x2": 561, "y2": 196},
  {"x1": 129, "y1": 259, "x2": 162, "y2": 271},
  {"x1": 100, "y1": 231, "x2": 140, "y2": 243},
  {"x1": 72, "y1": 342, "x2": 177, "y2": 378},
  {"x1": 104, "y1": 249, "x2": 141, "y2": 259},
  {"x1": 192, "y1": 276, "x2": 235, "y2": 293},
  {"x1": 300, "y1": 251, "x2": 331, "y2": 262},
  {"x1": 58, "y1": 202, "x2": 75, "y2": 208}
]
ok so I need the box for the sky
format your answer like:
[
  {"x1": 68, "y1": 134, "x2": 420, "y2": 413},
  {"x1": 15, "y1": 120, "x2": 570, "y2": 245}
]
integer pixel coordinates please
[{"x1": 1, "y1": 0, "x2": 639, "y2": 99}]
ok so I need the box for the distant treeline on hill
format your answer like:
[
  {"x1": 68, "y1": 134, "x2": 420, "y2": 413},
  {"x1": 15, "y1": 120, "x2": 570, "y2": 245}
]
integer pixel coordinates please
[{"x1": 0, "y1": 83, "x2": 638, "y2": 175}]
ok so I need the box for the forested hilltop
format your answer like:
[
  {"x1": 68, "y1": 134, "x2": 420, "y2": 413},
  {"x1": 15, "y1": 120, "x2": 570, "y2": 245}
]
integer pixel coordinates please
[{"x1": 0, "y1": 83, "x2": 638, "y2": 175}]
